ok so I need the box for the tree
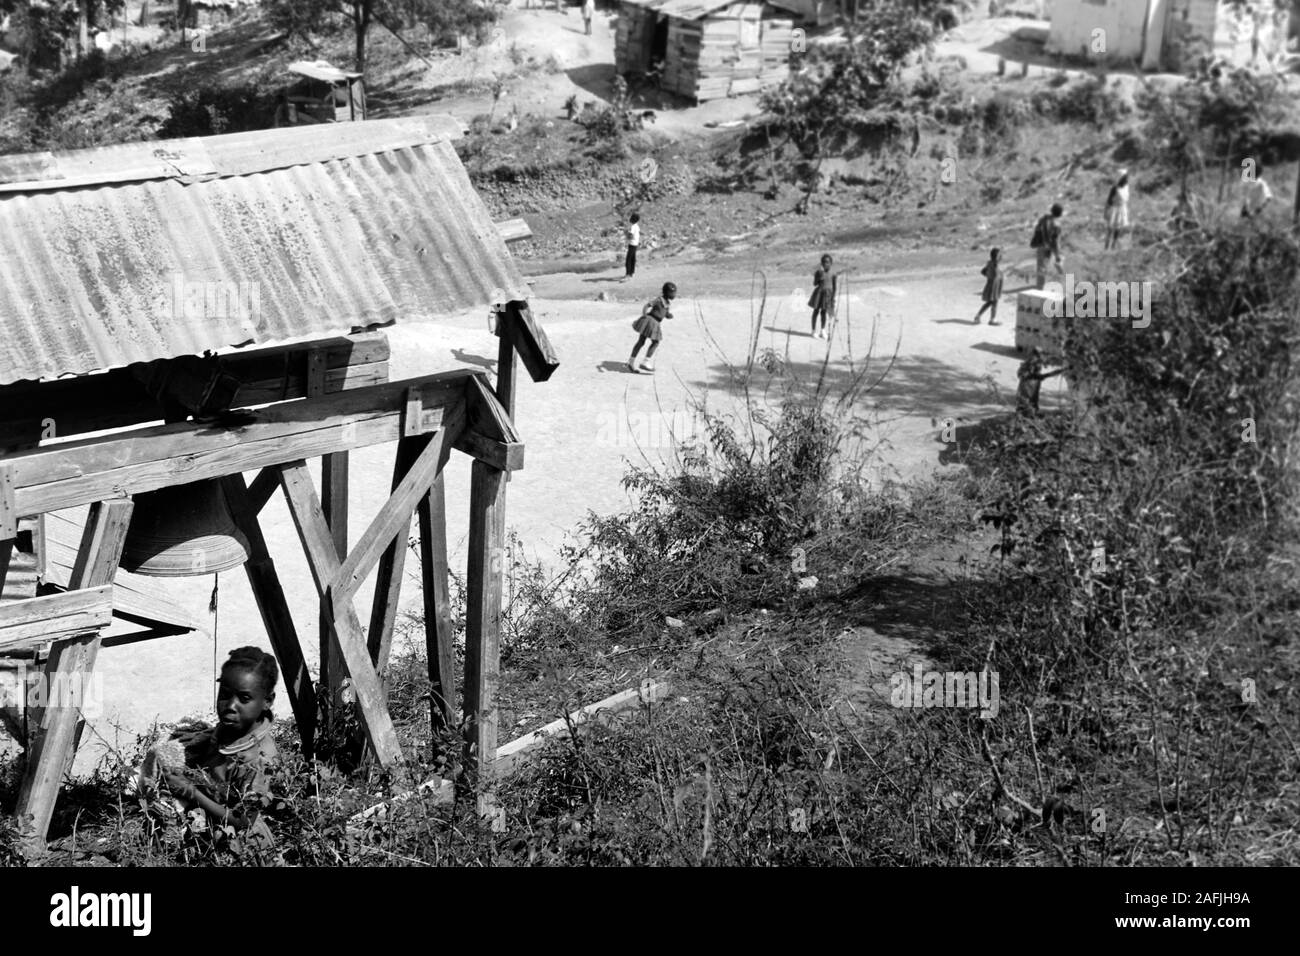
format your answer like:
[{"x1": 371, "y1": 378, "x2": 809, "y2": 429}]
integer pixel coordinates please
[
  {"x1": 264, "y1": 0, "x2": 499, "y2": 74},
  {"x1": 760, "y1": 2, "x2": 933, "y2": 211}
]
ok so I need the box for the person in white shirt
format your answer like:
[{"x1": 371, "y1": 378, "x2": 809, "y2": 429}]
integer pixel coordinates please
[
  {"x1": 583, "y1": 0, "x2": 595, "y2": 35},
  {"x1": 623, "y1": 213, "x2": 641, "y2": 280},
  {"x1": 1241, "y1": 174, "x2": 1274, "y2": 220}
]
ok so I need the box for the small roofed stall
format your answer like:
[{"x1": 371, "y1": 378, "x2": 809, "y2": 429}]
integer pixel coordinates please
[
  {"x1": 615, "y1": 0, "x2": 799, "y2": 102},
  {"x1": 278, "y1": 60, "x2": 368, "y2": 126},
  {"x1": 0, "y1": 116, "x2": 557, "y2": 845}
]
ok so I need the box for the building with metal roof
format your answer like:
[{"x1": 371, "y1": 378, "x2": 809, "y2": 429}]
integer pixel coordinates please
[
  {"x1": 0, "y1": 116, "x2": 528, "y2": 387},
  {"x1": 615, "y1": 0, "x2": 801, "y2": 102}
]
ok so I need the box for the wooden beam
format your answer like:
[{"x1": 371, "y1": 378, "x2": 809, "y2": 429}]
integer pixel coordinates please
[
  {"x1": 0, "y1": 586, "x2": 114, "y2": 653},
  {"x1": 495, "y1": 680, "x2": 672, "y2": 777},
  {"x1": 0, "y1": 333, "x2": 390, "y2": 449},
  {"x1": 455, "y1": 374, "x2": 523, "y2": 471},
  {"x1": 454, "y1": 431, "x2": 525, "y2": 472},
  {"x1": 366, "y1": 435, "x2": 427, "y2": 674},
  {"x1": 418, "y1": 472, "x2": 455, "y2": 731},
  {"x1": 277, "y1": 461, "x2": 403, "y2": 768},
  {"x1": 495, "y1": 218, "x2": 533, "y2": 243},
  {"x1": 335, "y1": 402, "x2": 465, "y2": 605},
  {"x1": 16, "y1": 498, "x2": 133, "y2": 844},
  {"x1": 221, "y1": 473, "x2": 318, "y2": 757},
  {"x1": 311, "y1": 347, "x2": 348, "y2": 707},
  {"x1": 0, "y1": 464, "x2": 15, "y2": 540},
  {"x1": 8, "y1": 370, "x2": 472, "y2": 518},
  {"x1": 464, "y1": 460, "x2": 506, "y2": 790},
  {"x1": 496, "y1": 315, "x2": 518, "y2": 421},
  {"x1": 246, "y1": 466, "x2": 280, "y2": 517},
  {"x1": 500, "y1": 301, "x2": 559, "y2": 383}
]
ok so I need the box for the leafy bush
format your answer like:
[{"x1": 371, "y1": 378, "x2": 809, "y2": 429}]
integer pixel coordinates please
[{"x1": 158, "y1": 84, "x2": 272, "y2": 138}]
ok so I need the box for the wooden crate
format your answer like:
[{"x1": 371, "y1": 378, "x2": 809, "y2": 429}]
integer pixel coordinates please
[{"x1": 1015, "y1": 290, "x2": 1067, "y2": 356}]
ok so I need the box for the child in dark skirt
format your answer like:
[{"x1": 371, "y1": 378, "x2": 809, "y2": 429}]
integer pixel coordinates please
[
  {"x1": 974, "y1": 248, "x2": 1003, "y2": 324},
  {"x1": 808, "y1": 254, "x2": 837, "y2": 339},
  {"x1": 628, "y1": 281, "x2": 676, "y2": 373}
]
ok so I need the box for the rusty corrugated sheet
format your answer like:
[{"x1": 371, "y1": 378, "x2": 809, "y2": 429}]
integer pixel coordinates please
[{"x1": 0, "y1": 123, "x2": 527, "y2": 386}]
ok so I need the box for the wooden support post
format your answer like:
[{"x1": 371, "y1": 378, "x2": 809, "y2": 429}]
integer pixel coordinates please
[
  {"x1": 0, "y1": 464, "x2": 16, "y2": 541},
  {"x1": 418, "y1": 464, "x2": 456, "y2": 732},
  {"x1": 221, "y1": 474, "x2": 318, "y2": 757},
  {"x1": 277, "y1": 461, "x2": 404, "y2": 768},
  {"x1": 365, "y1": 435, "x2": 427, "y2": 679},
  {"x1": 464, "y1": 460, "x2": 506, "y2": 803},
  {"x1": 310, "y1": 348, "x2": 348, "y2": 708},
  {"x1": 15, "y1": 498, "x2": 133, "y2": 844}
]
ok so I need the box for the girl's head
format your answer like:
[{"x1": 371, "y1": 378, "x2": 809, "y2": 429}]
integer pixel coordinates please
[
  {"x1": 989, "y1": 247, "x2": 1000, "y2": 261},
  {"x1": 217, "y1": 646, "x2": 277, "y2": 739},
  {"x1": 630, "y1": 213, "x2": 640, "y2": 224},
  {"x1": 1117, "y1": 168, "x2": 1129, "y2": 186},
  {"x1": 820, "y1": 254, "x2": 833, "y2": 268},
  {"x1": 662, "y1": 281, "x2": 677, "y2": 300}
]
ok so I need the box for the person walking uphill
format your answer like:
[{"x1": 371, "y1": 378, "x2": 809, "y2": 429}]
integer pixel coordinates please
[
  {"x1": 628, "y1": 282, "x2": 676, "y2": 373},
  {"x1": 808, "y1": 254, "x2": 837, "y2": 339},
  {"x1": 1104, "y1": 170, "x2": 1130, "y2": 251},
  {"x1": 622, "y1": 213, "x2": 640, "y2": 280},
  {"x1": 1031, "y1": 203, "x2": 1065, "y2": 290},
  {"x1": 583, "y1": 0, "x2": 595, "y2": 35}
]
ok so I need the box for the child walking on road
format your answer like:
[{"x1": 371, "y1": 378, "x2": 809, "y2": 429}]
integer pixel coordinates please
[
  {"x1": 628, "y1": 282, "x2": 677, "y2": 373},
  {"x1": 974, "y1": 247, "x2": 1003, "y2": 325},
  {"x1": 808, "y1": 254, "x2": 837, "y2": 338}
]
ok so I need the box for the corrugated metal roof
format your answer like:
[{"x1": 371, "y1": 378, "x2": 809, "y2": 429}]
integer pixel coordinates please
[
  {"x1": 620, "y1": 0, "x2": 800, "y2": 18},
  {"x1": 0, "y1": 118, "x2": 526, "y2": 385}
]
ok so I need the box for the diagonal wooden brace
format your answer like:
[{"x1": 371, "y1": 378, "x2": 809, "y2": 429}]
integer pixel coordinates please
[
  {"x1": 277, "y1": 460, "x2": 404, "y2": 768},
  {"x1": 331, "y1": 400, "x2": 466, "y2": 605}
]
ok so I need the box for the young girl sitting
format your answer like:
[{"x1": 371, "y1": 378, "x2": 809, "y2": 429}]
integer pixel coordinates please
[
  {"x1": 143, "y1": 646, "x2": 281, "y2": 856},
  {"x1": 628, "y1": 281, "x2": 676, "y2": 373}
]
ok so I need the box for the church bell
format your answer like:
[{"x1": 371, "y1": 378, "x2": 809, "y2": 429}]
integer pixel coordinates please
[{"x1": 120, "y1": 480, "x2": 251, "y2": 577}]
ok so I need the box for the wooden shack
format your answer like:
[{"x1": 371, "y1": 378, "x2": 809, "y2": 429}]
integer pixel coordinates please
[
  {"x1": 615, "y1": 0, "x2": 799, "y2": 102},
  {"x1": 0, "y1": 116, "x2": 557, "y2": 845}
]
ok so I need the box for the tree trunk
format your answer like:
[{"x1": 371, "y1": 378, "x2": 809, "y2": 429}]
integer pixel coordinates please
[
  {"x1": 353, "y1": 1, "x2": 371, "y2": 74},
  {"x1": 78, "y1": 0, "x2": 88, "y2": 61}
]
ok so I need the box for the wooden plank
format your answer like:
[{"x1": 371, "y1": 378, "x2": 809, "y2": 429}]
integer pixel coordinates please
[
  {"x1": 464, "y1": 460, "x2": 506, "y2": 787},
  {"x1": 500, "y1": 301, "x2": 560, "y2": 384},
  {"x1": 246, "y1": 466, "x2": 281, "y2": 516},
  {"x1": 454, "y1": 431, "x2": 524, "y2": 472},
  {"x1": 418, "y1": 473, "x2": 455, "y2": 731},
  {"x1": 221, "y1": 473, "x2": 318, "y2": 757},
  {"x1": 308, "y1": 348, "x2": 345, "y2": 704},
  {"x1": 0, "y1": 465, "x2": 15, "y2": 540},
  {"x1": 366, "y1": 435, "x2": 427, "y2": 675},
  {"x1": 495, "y1": 680, "x2": 672, "y2": 777},
  {"x1": 15, "y1": 498, "x2": 133, "y2": 845},
  {"x1": 9, "y1": 370, "x2": 475, "y2": 518},
  {"x1": 464, "y1": 373, "x2": 521, "y2": 445},
  {"x1": 277, "y1": 461, "x2": 404, "y2": 768},
  {"x1": 334, "y1": 402, "x2": 464, "y2": 604},
  {"x1": 495, "y1": 218, "x2": 532, "y2": 243},
  {"x1": 0, "y1": 586, "x2": 114, "y2": 652}
]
